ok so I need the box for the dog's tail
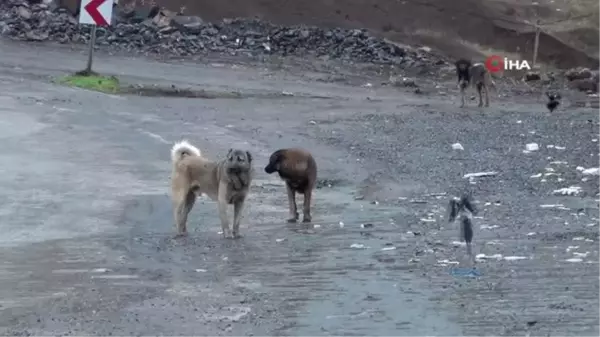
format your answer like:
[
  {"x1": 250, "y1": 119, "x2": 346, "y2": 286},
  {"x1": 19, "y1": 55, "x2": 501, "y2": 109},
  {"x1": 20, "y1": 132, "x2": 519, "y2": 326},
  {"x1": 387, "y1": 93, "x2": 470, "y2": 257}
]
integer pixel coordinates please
[{"x1": 170, "y1": 140, "x2": 201, "y2": 163}]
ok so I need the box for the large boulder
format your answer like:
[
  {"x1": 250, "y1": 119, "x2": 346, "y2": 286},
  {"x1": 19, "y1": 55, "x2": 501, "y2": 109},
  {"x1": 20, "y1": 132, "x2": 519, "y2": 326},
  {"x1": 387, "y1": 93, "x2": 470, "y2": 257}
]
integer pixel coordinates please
[
  {"x1": 152, "y1": 8, "x2": 176, "y2": 28},
  {"x1": 524, "y1": 71, "x2": 541, "y2": 82},
  {"x1": 170, "y1": 15, "x2": 203, "y2": 34},
  {"x1": 570, "y1": 78, "x2": 599, "y2": 93},
  {"x1": 565, "y1": 67, "x2": 594, "y2": 81}
]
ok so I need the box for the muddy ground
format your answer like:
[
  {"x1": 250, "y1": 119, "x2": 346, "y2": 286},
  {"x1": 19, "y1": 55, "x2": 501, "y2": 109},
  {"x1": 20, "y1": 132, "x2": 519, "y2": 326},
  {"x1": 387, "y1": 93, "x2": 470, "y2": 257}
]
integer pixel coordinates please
[{"x1": 0, "y1": 39, "x2": 598, "y2": 336}]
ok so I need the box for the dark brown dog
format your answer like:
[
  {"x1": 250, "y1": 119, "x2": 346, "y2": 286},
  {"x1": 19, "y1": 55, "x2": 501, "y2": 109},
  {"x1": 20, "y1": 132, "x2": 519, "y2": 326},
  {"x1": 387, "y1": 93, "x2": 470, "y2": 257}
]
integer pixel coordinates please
[{"x1": 264, "y1": 148, "x2": 317, "y2": 223}]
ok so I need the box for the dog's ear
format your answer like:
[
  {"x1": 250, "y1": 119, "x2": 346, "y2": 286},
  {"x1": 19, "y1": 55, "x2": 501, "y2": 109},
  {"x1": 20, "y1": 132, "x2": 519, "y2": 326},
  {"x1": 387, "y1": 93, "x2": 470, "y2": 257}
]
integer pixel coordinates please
[{"x1": 246, "y1": 151, "x2": 252, "y2": 163}]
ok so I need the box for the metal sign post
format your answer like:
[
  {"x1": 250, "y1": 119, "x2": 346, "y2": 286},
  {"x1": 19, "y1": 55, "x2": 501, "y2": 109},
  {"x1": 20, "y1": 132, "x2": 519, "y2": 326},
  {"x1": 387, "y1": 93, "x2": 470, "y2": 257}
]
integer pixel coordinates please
[{"x1": 84, "y1": 24, "x2": 97, "y2": 74}]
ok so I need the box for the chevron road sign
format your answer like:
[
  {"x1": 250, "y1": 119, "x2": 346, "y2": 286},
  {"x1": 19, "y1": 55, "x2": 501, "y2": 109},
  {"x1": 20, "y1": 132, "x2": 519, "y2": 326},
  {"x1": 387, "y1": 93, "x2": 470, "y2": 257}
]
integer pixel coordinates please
[{"x1": 79, "y1": 0, "x2": 112, "y2": 26}]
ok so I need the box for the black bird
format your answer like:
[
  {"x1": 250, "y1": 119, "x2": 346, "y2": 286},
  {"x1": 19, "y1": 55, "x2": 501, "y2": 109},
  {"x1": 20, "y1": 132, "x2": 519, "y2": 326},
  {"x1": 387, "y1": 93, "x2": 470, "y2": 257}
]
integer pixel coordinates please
[
  {"x1": 546, "y1": 92, "x2": 561, "y2": 112},
  {"x1": 448, "y1": 194, "x2": 477, "y2": 258}
]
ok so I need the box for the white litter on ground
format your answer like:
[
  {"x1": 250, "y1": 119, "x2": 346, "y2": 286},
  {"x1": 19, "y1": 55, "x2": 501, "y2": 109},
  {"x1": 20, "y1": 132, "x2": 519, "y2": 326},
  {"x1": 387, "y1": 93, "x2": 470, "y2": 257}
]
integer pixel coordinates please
[
  {"x1": 525, "y1": 143, "x2": 539, "y2": 151},
  {"x1": 572, "y1": 237, "x2": 585, "y2": 241},
  {"x1": 582, "y1": 167, "x2": 599, "y2": 175},
  {"x1": 476, "y1": 253, "x2": 503, "y2": 261},
  {"x1": 565, "y1": 258, "x2": 583, "y2": 263},
  {"x1": 451, "y1": 241, "x2": 466, "y2": 247},
  {"x1": 480, "y1": 225, "x2": 500, "y2": 230},
  {"x1": 195, "y1": 269, "x2": 207, "y2": 273},
  {"x1": 586, "y1": 223, "x2": 597, "y2": 227},
  {"x1": 503, "y1": 256, "x2": 528, "y2": 261},
  {"x1": 552, "y1": 186, "x2": 582, "y2": 196},
  {"x1": 463, "y1": 171, "x2": 498, "y2": 179},
  {"x1": 555, "y1": 146, "x2": 566, "y2": 150},
  {"x1": 437, "y1": 259, "x2": 460, "y2": 266},
  {"x1": 420, "y1": 218, "x2": 436, "y2": 222},
  {"x1": 486, "y1": 240, "x2": 504, "y2": 245},
  {"x1": 566, "y1": 246, "x2": 579, "y2": 252},
  {"x1": 350, "y1": 243, "x2": 367, "y2": 249},
  {"x1": 540, "y1": 204, "x2": 565, "y2": 208},
  {"x1": 381, "y1": 246, "x2": 396, "y2": 251},
  {"x1": 549, "y1": 161, "x2": 568, "y2": 165},
  {"x1": 275, "y1": 238, "x2": 286, "y2": 243},
  {"x1": 451, "y1": 142, "x2": 464, "y2": 150},
  {"x1": 530, "y1": 173, "x2": 542, "y2": 178},
  {"x1": 573, "y1": 252, "x2": 590, "y2": 258},
  {"x1": 527, "y1": 232, "x2": 536, "y2": 236},
  {"x1": 91, "y1": 268, "x2": 110, "y2": 273}
]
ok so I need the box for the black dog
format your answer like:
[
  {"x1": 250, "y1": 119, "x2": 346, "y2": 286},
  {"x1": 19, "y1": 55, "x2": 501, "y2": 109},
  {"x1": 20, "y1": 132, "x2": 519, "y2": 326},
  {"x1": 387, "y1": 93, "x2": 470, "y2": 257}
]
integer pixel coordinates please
[
  {"x1": 546, "y1": 92, "x2": 561, "y2": 112},
  {"x1": 448, "y1": 194, "x2": 477, "y2": 258}
]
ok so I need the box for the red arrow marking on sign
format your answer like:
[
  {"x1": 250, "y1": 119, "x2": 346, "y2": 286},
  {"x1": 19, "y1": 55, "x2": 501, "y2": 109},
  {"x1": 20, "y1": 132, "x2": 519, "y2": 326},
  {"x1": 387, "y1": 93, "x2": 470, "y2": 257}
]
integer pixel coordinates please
[{"x1": 84, "y1": 0, "x2": 109, "y2": 26}]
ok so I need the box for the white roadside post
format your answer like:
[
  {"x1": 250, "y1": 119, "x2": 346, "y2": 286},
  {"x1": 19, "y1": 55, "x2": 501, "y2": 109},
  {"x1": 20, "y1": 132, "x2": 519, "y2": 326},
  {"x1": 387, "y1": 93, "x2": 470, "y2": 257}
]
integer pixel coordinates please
[{"x1": 78, "y1": 0, "x2": 113, "y2": 74}]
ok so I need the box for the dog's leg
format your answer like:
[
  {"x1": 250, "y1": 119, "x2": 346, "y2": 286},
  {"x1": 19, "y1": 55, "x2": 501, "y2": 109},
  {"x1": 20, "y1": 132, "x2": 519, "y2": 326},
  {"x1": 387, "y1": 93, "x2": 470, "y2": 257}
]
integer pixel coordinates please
[
  {"x1": 232, "y1": 199, "x2": 245, "y2": 238},
  {"x1": 173, "y1": 190, "x2": 195, "y2": 237},
  {"x1": 483, "y1": 85, "x2": 490, "y2": 107},
  {"x1": 302, "y1": 189, "x2": 312, "y2": 223},
  {"x1": 217, "y1": 182, "x2": 233, "y2": 239},
  {"x1": 459, "y1": 84, "x2": 466, "y2": 108},
  {"x1": 286, "y1": 183, "x2": 299, "y2": 223},
  {"x1": 476, "y1": 83, "x2": 484, "y2": 107}
]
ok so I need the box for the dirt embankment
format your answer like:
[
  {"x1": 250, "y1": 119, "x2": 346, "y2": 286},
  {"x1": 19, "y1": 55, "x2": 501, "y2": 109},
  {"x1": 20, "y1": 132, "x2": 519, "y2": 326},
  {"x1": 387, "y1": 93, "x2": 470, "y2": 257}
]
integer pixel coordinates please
[{"x1": 115, "y1": 0, "x2": 598, "y2": 69}]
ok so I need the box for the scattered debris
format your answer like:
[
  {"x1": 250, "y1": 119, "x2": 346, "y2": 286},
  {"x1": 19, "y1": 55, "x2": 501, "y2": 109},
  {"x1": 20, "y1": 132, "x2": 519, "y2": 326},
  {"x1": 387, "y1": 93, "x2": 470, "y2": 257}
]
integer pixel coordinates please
[
  {"x1": 275, "y1": 238, "x2": 286, "y2": 243},
  {"x1": 480, "y1": 224, "x2": 500, "y2": 230},
  {"x1": 552, "y1": 186, "x2": 582, "y2": 196},
  {"x1": 451, "y1": 142, "x2": 464, "y2": 150},
  {"x1": 350, "y1": 243, "x2": 367, "y2": 249},
  {"x1": 582, "y1": 167, "x2": 599, "y2": 176},
  {"x1": 463, "y1": 171, "x2": 498, "y2": 179},
  {"x1": 503, "y1": 256, "x2": 528, "y2": 261},
  {"x1": 437, "y1": 259, "x2": 460, "y2": 266},
  {"x1": 360, "y1": 223, "x2": 373, "y2": 228},
  {"x1": 381, "y1": 246, "x2": 396, "y2": 251},
  {"x1": 565, "y1": 258, "x2": 583, "y2": 263},
  {"x1": 525, "y1": 143, "x2": 540, "y2": 152},
  {"x1": 195, "y1": 268, "x2": 208, "y2": 272}
]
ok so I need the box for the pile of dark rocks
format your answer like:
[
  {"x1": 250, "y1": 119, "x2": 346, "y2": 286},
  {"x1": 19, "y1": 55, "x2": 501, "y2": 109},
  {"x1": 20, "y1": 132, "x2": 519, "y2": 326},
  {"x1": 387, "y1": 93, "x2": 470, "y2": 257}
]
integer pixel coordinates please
[{"x1": 0, "y1": 0, "x2": 446, "y2": 69}]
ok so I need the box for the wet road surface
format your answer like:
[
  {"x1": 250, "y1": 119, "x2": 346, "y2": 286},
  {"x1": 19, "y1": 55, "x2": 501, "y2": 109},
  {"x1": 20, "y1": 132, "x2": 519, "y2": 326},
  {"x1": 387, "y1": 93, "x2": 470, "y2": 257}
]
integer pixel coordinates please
[{"x1": 0, "y1": 40, "x2": 598, "y2": 336}]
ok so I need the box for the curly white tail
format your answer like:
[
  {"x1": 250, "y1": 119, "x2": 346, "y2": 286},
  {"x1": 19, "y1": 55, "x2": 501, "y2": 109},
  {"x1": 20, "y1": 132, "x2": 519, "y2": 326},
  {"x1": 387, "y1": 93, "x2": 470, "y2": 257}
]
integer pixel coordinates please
[{"x1": 170, "y1": 140, "x2": 201, "y2": 163}]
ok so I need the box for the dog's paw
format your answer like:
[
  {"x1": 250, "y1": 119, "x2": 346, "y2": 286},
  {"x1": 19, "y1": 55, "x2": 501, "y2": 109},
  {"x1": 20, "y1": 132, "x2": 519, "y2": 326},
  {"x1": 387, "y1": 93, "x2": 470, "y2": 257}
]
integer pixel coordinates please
[
  {"x1": 173, "y1": 232, "x2": 188, "y2": 239},
  {"x1": 302, "y1": 217, "x2": 312, "y2": 223},
  {"x1": 287, "y1": 218, "x2": 297, "y2": 223},
  {"x1": 232, "y1": 232, "x2": 243, "y2": 239}
]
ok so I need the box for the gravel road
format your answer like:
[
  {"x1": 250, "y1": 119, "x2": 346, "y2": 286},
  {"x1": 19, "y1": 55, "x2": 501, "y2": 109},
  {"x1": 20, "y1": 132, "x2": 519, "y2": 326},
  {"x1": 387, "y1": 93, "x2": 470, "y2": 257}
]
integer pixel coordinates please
[{"x1": 0, "y1": 39, "x2": 598, "y2": 336}]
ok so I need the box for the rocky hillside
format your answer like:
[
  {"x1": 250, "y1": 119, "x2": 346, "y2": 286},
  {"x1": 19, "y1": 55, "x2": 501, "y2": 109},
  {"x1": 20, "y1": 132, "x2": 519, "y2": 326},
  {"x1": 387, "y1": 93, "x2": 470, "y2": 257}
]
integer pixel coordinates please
[
  {"x1": 110, "y1": 0, "x2": 598, "y2": 70},
  {"x1": 1, "y1": 0, "x2": 447, "y2": 71}
]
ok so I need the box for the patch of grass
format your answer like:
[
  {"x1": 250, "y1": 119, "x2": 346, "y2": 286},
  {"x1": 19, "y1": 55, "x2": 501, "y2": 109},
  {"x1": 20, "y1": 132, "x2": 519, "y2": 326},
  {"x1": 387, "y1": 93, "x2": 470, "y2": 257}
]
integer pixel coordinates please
[{"x1": 57, "y1": 73, "x2": 120, "y2": 93}]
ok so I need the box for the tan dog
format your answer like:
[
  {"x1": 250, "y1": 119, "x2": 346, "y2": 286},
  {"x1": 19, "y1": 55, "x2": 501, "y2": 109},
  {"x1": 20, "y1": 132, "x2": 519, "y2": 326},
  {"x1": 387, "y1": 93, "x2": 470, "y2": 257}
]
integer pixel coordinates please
[
  {"x1": 264, "y1": 148, "x2": 317, "y2": 223},
  {"x1": 170, "y1": 140, "x2": 253, "y2": 239},
  {"x1": 455, "y1": 59, "x2": 495, "y2": 108}
]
